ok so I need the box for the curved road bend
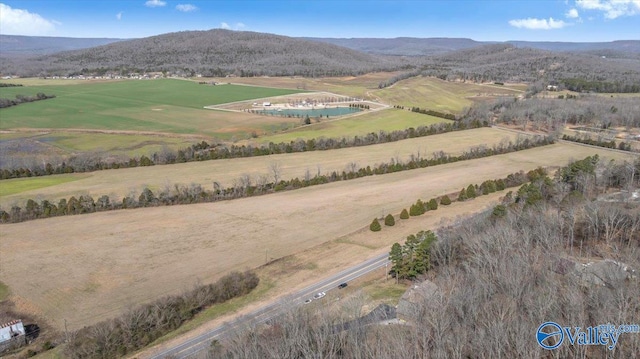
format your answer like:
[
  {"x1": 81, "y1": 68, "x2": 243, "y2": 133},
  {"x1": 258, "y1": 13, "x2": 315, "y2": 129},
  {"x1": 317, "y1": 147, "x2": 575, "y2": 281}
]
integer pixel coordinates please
[{"x1": 147, "y1": 253, "x2": 390, "y2": 359}]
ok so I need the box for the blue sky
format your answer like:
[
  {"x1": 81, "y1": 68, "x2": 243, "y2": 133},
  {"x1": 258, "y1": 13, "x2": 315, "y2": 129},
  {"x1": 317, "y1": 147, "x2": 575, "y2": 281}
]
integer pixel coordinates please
[{"x1": 1, "y1": 0, "x2": 638, "y2": 41}]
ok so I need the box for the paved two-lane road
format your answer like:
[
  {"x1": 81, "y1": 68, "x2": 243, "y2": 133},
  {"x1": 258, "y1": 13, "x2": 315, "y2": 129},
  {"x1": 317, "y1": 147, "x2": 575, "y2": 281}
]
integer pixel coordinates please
[{"x1": 147, "y1": 253, "x2": 391, "y2": 359}]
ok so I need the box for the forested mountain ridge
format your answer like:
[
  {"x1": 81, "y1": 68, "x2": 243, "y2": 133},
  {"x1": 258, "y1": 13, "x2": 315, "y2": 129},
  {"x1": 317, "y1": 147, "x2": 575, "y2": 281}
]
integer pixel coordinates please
[
  {"x1": 420, "y1": 44, "x2": 640, "y2": 91},
  {"x1": 0, "y1": 30, "x2": 410, "y2": 77},
  {"x1": 303, "y1": 37, "x2": 485, "y2": 56},
  {"x1": 307, "y1": 37, "x2": 640, "y2": 56},
  {"x1": 1, "y1": 31, "x2": 638, "y2": 87},
  {"x1": 0, "y1": 35, "x2": 124, "y2": 58}
]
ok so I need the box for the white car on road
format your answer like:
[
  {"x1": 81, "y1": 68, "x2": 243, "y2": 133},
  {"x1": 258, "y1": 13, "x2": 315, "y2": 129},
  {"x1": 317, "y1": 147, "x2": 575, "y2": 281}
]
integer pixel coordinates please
[{"x1": 313, "y1": 292, "x2": 326, "y2": 299}]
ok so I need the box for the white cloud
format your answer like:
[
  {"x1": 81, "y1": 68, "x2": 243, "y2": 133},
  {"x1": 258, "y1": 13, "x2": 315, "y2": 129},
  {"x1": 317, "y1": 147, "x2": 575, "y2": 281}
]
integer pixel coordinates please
[
  {"x1": 116, "y1": 12, "x2": 123, "y2": 20},
  {"x1": 176, "y1": 4, "x2": 197, "y2": 12},
  {"x1": 576, "y1": 0, "x2": 640, "y2": 19},
  {"x1": 145, "y1": 0, "x2": 166, "y2": 8},
  {"x1": 566, "y1": 8, "x2": 580, "y2": 18},
  {"x1": 0, "y1": 3, "x2": 57, "y2": 35},
  {"x1": 220, "y1": 22, "x2": 246, "y2": 30},
  {"x1": 508, "y1": 17, "x2": 568, "y2": 30}
]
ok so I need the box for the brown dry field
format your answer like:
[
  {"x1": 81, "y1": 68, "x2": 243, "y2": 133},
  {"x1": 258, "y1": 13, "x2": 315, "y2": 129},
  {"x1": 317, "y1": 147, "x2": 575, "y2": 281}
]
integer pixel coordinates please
[
  {"x1": 0, "y1": 142, "x2": 634, "y2": 332},
  {"x1": 0, "y1": 127, "x2": 522, "y2": 207},
  {"x1": 138, "y1": 189, "x2": 508, "y2": 359}
]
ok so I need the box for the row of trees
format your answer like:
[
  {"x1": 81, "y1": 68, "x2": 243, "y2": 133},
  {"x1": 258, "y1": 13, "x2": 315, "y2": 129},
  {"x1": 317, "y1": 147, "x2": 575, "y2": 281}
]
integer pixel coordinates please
[
  {"x1": 0, "y1": 83, "x2": 23, "y2": 87},
  {"x1": 210, "y1": 156, "x2": 639, "y2": 358},
  {"x1": 0, "y1": 136, "x2": 555, "y2": 224},
  {"x1": 64, "y1": 271, "x2": 259, "y2": 359},
  {"x1": 409, "y1": 106, "x2": 457, "y2": 120},
  {"x1": 0, "y1": 93, "x2": 56, "y2": 109},
  {"x1": 562, "y1": 77, "x2": 640, "y2": 93},
  {"x1": 377, "y1": 70, "x2": 422, "y2": 88},
  {"x1": 371, "y1": 168, "x2": 540, "y2": 232},
  {"x1": 348, "y1": 103, "x2": 370, "y2": 110},
  {"x1": 562, "y1": 134, "x2": 636, "y2": 152},
  {"x1": 0, "y1": 118, "x2": 487, "y2": 178}
]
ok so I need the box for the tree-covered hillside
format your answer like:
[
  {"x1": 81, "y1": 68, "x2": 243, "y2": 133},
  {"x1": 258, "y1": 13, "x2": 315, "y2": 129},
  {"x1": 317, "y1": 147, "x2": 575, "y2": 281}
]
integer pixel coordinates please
[{"x1": 1, "y1": 30, "x2": 411, "y2": 77}]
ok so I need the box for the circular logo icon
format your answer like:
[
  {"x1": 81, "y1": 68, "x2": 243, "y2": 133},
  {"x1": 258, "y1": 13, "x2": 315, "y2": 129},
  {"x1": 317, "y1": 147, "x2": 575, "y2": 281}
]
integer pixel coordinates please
[{"x1": 537, "y1": 322, "x2": 564, "y2": 350}]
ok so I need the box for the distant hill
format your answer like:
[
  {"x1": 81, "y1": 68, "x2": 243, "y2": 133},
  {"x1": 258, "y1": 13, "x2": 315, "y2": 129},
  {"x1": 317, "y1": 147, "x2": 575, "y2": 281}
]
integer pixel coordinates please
[
  {"x1": 420, "y1": 44, "x2": 640, "y2": 91},
  {"x1": 0, "y1": 35, "x2": 124, "y2": 57},
  {"x1": 1, "y1": 31, "x2": 638, "y2": 84},
  {"x1": 0, "y1": 30, "x2": 408, "y2": 77},
  {"x1": 303, "y1": 37, "x2": 484, "y2": 56},
  {"x1": 307, "y1": 37, "x2": 640, "y2": 57}
]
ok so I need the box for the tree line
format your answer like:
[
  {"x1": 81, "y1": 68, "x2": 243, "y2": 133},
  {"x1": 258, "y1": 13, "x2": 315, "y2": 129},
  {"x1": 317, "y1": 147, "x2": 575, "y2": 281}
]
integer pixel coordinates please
[
  {"x1": 209, "y1": 156, "x2": 639, "y2": 358},
  {"x1": 491, "y1": 95, "x2": 640, "y2": 131},
  {"x1": 377, "y1": 70, "x2": 422, "y2": 89},
  {"x1": 64, "y1": 271, "x2": 258, "y2": 359},
  {"x1": 0, "y1": 135, "x2": 555, "y2": 224},
  {"x1": 0, "y1": 92, "x2": 56, "y2": 109},
  {"x1": 0, "y1": 118, "x2": 487, "y2": 179},
  {"x1": 407, "y1": 106, "x2": 457, "y2": 120},
  {"x1": 371, "y1": 170, "x2": 534, "y2": 232},
  {"x1": 419, "y1": 44, "x2": 640, "y2": 93},
  {"x1": 0, "y1": 83, "x2": 23, "y2": 87},
  {"x1": 562, "y1": 134, "x2": 636, "y2": 152}
]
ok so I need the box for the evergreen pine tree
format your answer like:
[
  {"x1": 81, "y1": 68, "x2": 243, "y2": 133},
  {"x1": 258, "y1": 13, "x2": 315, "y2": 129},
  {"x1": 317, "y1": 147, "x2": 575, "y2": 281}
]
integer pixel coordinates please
[{"x1": 370, "y1": 218, "x2": 382, "y2": 232}]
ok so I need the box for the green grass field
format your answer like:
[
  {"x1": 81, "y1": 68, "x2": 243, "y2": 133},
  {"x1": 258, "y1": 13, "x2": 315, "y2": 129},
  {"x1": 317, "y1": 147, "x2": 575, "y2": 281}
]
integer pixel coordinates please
[
  {"x1": 0, "y1": 79, "x2": 303, "y2": 135},
  {"x1": 0, "y1": 131, "x2": 207, "y2": 158},
  {"x1": 372, "y1": 76, "x2": 523, "y2": 113},
  {"x1": 256, "y1": 108, "x2": 449, "y2": 143},
  {"x1": 0, "y1": 281, "x2": 8, "y2": 301},
  {"x1": 0, "y1": 174, "x2": 89, "y2": 197}
]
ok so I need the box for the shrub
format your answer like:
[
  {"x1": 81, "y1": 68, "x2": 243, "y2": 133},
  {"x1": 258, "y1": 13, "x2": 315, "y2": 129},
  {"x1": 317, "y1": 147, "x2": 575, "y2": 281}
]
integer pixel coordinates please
[
  {"x1": 440, "y1": 195, "x2": 451, "y2": 205},
  {"x1": 458, "y1": 188, "x2": 468, "y2": 201},
  {"x1": 427, "y1": 198, "x2": 438, "y2": 210},
  {"x1": 466, "y1": 184, "x2": 477, "y2": 199},
  {"x1": 400, "y1": 208, "x2": 409, "y2": 219},
  {"x1": 370, "y1": 218, "x2": 382, "y2": 231},
  {"x1": 492, "y1": 204, "x2": 507, "y2": 218},
  {"x1": 384, "y1": 214, "x2": 395, "y2": 226},
  {"x1": 410, "y1": 200, "x2": 425, "y2": 216}
]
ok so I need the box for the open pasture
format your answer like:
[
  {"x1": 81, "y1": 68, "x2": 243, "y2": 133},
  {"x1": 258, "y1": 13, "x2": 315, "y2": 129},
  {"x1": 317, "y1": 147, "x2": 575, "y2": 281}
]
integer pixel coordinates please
[
  {"x1": 1, "y1": 127, "x2": 523, "y2": 205},
  {"x1": 254, "y1": 108, "x2": 449, "y2": 144},
  {"x1": 0, "y1": 130, "x2": 210, "y2": 160},
  {"x1": 208, "y1": 71, "x2": 406, "y2": 98},
  {"x1": 373, "y1": 76, "x2": 524, "y2": 113},
  {"x1": 0, "y1": 142, "x2": 633, "y2": 331},
  {"x1": 0, "y1": 79, "x2": 303, "y2": 137}
]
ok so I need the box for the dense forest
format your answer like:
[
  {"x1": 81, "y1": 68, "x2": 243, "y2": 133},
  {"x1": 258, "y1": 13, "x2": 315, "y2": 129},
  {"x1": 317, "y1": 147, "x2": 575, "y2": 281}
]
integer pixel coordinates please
[
  {"x1": 0, "y1": 30, "x2": 411, "y2": 78},
  {"x1": 209, "y1": 156, "x2": 640, "y2": 358},
  {"x1": 2, "y1": 32, "x2": 639, "y2": 89},
  {"x1": 420, "y1": 44, "x2": 640, "y2": 91},
  {"x1": 488, "y1": 95, "x2": 640, "y2": 131}
]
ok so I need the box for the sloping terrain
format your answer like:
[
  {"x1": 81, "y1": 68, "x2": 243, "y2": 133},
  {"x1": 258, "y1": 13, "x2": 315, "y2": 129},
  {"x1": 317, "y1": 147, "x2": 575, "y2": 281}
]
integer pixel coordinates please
[
  {"x1": 0, "y1": 35, "x2": 124, "y2": 58},
  {"x1": 1, "y1": 30, "x2": 407, "y2": 77}
]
